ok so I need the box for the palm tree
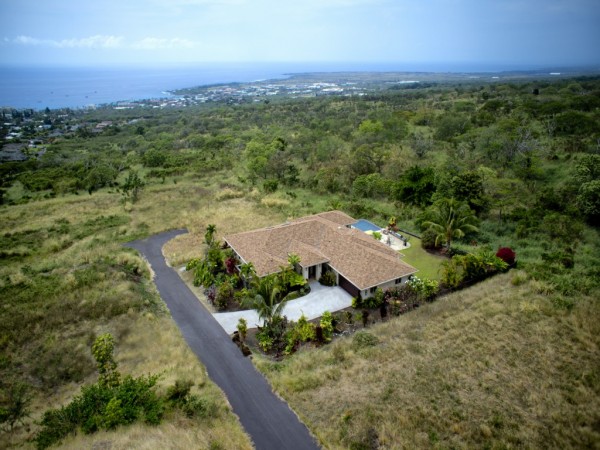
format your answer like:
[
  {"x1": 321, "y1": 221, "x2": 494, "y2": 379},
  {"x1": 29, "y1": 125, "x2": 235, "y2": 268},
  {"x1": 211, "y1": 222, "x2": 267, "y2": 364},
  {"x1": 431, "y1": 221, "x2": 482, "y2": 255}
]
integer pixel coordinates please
[
  {"x1": 287, "y1": 253, "x2": 301, "y2": 270},
  {"x1": 204, "y1": 224, "x2": 217, "y2": 245},
  {"x1": 422, "y1": 198, "x2": 478, "y2": 250},
  {"x1": 243, "y1": 274, "x2": 288, "y2": 329},
  {"x1": 239, "y1": 262, "x2": 256, "y2": 288}
]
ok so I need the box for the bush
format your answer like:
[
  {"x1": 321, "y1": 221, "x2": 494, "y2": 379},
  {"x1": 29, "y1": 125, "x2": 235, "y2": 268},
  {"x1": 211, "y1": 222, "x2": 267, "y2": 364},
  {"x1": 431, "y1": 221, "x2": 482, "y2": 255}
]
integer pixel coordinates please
[
  {"x1": 352, "y1": 331, "x2": 379, "y2": 349},
  {"x1": 34, "y1": 335, "x2": 168, "y2": 449},
  {"x1": 421, "y1": 227, "x2": 440, "y2": 250},
  {"x1": 352, "y1": 289, "x2": 383, "y2": 309},
  {"x1": 285, "y1": 314, "x2": 316, "y2": 354},
  {"x1": 263, "y1": 179, "x2": 279, "y2": 193},
  {"x1": 320, "y1": 311, "x2": 334, "y2": 342},
  {"x1": 407, "y1": 276, "x2": 439, "y2": 301},
  {"x1": 319, "y1": 270, "x2": 337, "y2": 286},
  {"x1": 496, "y1": 247, "x2": 516, "y2": 265},
  {"x1": 237, "y1": 318, "x2": 248, "y2": 342},
  {"x1": 215, "y1": 282, "x2": 234, "y2": 310}
]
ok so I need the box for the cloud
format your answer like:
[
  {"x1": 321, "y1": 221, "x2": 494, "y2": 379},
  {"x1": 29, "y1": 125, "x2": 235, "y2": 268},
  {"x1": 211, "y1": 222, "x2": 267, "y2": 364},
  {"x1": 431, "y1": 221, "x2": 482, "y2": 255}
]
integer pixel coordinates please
[
  {"x1": 13, "y1": 35, "x2": 124, "y2": 49},
  {"x1": 9, "y1": 35, "x2": 198, "y2": 51},
  {"x1": 131, "y1": 37, "x2": 197, "y2": 50}
]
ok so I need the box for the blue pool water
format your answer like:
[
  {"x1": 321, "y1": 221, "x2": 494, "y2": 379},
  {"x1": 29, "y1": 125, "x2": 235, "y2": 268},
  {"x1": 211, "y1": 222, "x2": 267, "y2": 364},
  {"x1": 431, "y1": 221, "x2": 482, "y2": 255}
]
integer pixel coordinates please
[{"x1": 352, "y1": 219, "x2": 383, "y2": 232}]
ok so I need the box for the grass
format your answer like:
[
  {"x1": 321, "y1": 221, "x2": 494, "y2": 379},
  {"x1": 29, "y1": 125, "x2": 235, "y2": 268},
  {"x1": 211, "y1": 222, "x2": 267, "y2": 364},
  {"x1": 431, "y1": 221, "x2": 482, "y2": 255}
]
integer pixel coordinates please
[
  {"x1": 0, "y1": 174, "x2": 280, "y2": 448},
  {"x1": 255, "y1": 273, "x2": 600, "y2": 449},
  {"x1": 3, "y1": 169, "x2": 598, "y2": 449},
  {"x1": 399, "y1": 237, "x2": 446, "y2": 280}
]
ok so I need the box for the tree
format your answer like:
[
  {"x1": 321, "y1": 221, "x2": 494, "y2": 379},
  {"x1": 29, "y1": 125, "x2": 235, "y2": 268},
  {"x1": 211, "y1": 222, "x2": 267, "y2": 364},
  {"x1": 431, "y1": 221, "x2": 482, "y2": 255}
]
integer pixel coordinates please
[
  {"x1": 409, "y1": 131, "x2": 433, "y2": 159},
  {"x1": 0, "y1": 381, "x2": 31, "y2": 432},
  {"x1": 287, "y1": 253, "x2": 301, "y2": 269},
  {"x1": 91, "y1": 334, "x2": 120, "y2": 388},
  {"x1": 577, "y1": 180, "x2": 600, "y2": 224},
  {"x1": 243, "y1": 275, "x2": 288, "y2": 329},
  {"x1": 422, "y1": 198, "x2": 479, "y2": 250},
  {"x1": 393, "y1": 166, "x2": 437, "y2": 206},
  {"x1": 120, "y1": 171, "x2": 144, "y2": 203},
  {"x1": 204, "y1": 224, "x2": 217, "y2": 246},
  {"x1": 239, "y1": 262, "x2": 256, "y2": 288}
]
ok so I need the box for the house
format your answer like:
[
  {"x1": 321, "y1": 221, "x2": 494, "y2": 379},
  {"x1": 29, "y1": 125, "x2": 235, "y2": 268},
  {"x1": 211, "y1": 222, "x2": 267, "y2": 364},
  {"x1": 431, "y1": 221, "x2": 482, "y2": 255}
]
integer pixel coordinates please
[{"x1": 223, "y1": 211, "x2": 418, "y2": 299}]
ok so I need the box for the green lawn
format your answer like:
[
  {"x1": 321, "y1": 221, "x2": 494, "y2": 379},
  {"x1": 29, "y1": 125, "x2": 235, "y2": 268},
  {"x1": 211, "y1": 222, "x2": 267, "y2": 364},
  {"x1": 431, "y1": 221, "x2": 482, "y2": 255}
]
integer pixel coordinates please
[{"x1": 399, "y1": 237, "x2": 446, "y2": 280}]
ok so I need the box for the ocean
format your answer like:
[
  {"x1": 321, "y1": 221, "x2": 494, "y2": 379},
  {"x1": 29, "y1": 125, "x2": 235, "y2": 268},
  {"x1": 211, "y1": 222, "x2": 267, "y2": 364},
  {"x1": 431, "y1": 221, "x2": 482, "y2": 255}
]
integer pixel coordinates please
[{"x1": 0, "y1": 61, "x2": 561, "y2": 110}]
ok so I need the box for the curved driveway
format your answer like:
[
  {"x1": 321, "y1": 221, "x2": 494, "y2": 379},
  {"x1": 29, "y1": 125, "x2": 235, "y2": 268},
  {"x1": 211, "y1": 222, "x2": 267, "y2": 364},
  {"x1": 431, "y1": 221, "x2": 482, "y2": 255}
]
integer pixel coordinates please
[{"x1": 126, "y1": 229, "x2": 320, "y2": 450}]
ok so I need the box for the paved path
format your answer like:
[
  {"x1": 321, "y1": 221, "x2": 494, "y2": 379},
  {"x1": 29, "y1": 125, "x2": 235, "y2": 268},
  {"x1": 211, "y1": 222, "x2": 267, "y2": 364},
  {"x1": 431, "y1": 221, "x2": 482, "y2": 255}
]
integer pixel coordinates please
[
  {"x1": 126, "y1": 230, "x2": 320, "y2": 450},
  {"x1": 214, "y1": 282, "x2": 352, "y2": 334}
]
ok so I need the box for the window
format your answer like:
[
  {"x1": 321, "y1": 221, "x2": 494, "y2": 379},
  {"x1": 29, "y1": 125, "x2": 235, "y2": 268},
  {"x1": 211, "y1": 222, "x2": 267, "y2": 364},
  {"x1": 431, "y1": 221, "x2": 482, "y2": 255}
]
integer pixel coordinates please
[
  {"x1": 395, "y1": 277, "x2": 403, "y2": 285},
  {"x1": 369, "y1": 287, "x2": 377, "y2": 294}
]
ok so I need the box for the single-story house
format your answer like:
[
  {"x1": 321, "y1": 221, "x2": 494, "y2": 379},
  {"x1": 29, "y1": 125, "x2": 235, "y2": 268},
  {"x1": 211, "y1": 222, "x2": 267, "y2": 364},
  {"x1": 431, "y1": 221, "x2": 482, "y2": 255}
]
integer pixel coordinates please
[{"x1": 223, "y1": 211, "x2": 418, "y2": 298}]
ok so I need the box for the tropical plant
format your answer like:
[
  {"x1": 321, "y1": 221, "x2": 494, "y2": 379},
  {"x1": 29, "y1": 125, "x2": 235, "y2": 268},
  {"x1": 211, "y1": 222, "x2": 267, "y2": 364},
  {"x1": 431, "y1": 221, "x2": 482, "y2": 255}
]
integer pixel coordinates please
[
  {"x1": 319, "y1": 270, "x2": 337, "y2": 286},
  {"x1": 204, "y1": 224, "x2": 217, "y2": 246},
  {"x1": 242, "y1": 274, "x2": 288, "y2": 330},
  {"x1": 236, "y1": 318, "x2": 248, "y2": 342},
  {"x1": 285, "y1": 314, "x2": 316, "y2": 354},
  {"x1": 320, "y1": 311, "x2": 334, "y2": 342},
  {"x1": 287, "y1": 253, "x2": 301, "y2": 269},
  {"x1": 407, "y1": 276, "x2": 439, "y2": 301},
  {"x1": 421, "y1": 198, "x2": 479, "y2": 250},
  {"x1": 239, "y1": 262, "x2": 256, "y2": 288}
]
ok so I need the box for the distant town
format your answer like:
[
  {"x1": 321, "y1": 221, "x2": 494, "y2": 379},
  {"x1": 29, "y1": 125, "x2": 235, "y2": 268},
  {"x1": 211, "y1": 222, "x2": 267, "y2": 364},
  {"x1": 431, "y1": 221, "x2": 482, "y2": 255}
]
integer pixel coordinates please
[{"x1": 1, "y1": 69, "x2": 596, "y2": 162}]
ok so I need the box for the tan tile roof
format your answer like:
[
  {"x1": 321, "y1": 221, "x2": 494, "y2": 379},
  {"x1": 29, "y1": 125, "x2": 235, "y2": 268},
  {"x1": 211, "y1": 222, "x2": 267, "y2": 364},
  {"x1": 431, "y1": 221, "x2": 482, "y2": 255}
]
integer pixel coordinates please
[{"x1": 224, "y1": 211, "x2": 417, "y2": 290}]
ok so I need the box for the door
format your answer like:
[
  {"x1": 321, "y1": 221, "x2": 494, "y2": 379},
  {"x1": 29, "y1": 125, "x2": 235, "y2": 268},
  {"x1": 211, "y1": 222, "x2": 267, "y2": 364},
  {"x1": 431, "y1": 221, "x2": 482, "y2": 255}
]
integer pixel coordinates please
[{"x1": 338, "y1": 274, "x2": 359, "y2": 297}]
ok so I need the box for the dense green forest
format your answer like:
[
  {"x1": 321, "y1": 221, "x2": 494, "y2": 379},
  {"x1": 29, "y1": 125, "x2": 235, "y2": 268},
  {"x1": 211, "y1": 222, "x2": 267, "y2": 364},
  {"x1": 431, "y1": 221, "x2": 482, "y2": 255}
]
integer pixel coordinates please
[{"x1": 1, "y1": 75, "x2": 599, "y2": 448}]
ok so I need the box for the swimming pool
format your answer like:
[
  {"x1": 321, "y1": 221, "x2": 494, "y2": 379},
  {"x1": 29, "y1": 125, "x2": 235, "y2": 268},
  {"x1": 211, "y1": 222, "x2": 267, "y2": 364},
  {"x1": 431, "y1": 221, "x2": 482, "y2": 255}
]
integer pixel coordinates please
[{"x1": 352, "y1": 219, "x2": 383, "y2": 232}]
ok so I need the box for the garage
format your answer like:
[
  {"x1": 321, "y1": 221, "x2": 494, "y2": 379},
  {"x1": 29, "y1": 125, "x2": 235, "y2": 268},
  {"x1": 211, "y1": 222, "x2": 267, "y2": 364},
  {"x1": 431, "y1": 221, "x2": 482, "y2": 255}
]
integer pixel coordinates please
[{"x1": 338, "y1": 274, "x2": 360, "y2": 298}]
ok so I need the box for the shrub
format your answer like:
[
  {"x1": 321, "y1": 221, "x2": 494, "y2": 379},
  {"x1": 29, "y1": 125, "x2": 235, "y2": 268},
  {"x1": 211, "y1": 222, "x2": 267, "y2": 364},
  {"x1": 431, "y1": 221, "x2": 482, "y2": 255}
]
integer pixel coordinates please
[
  {"x1": 224, "y1": 257, "x2": 237, "y2": 274},
  {"x1": 263, "y1": 179, "x2": 279, "y2": 193},
  {"x1": 319, "y1": 270, "x2": 337, "y2": 286},
  {"x1": 320, "y1": 311, "x2": 334, "y2": 342},
  {"x1": 496, "y1": 247, "x2": 516, "y2": 265},
  {"x1": 352, "y1": 331, "x2": 379, "y2": 349},
  {"x1": 407, "y1": 276, "x2": 439, "y2": 301},
  {"x1": 421, "y1": 227, "x2": 440, "y2": 250},
  {"x1": 351, "y1": 292, "x2": 363, "y2": 309},
  {"x1": 215, "y1": 282, "x2": 234, "y2": 310},
  {"x1": 0, "y1": 381, "x2": 31, "y2": 432},
  {"x1": 256, "y1": 331, "x2": 274, "y2": 353},
  {"x1": 285, "y1": 314, "x2": 316, "y2": 354},
  {"x1": 34, "y1": 335, "x2": 163, "y2": 449},
  {"x1": 237, "y1": 318, "x2": 248, "y2": 342}
]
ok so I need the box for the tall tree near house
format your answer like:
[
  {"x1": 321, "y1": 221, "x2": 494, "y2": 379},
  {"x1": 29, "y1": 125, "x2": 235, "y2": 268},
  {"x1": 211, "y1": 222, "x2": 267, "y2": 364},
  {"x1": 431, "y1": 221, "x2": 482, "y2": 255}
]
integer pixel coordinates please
[
  {"x1": 243, "y1": 275, "x2": 288, "y2": 329},
  {"x1": 204, "y1": 224, "x2": 217, "y2": 246},
  {"x1": 422, "y1": 198, "x2": 479, "y2": 250},
  {"x1": 239, "y1": 262, "x2": 256, "y2": 288},
  {"x1": 287, "y1": 253, "x2": 301, "y2": 269}
]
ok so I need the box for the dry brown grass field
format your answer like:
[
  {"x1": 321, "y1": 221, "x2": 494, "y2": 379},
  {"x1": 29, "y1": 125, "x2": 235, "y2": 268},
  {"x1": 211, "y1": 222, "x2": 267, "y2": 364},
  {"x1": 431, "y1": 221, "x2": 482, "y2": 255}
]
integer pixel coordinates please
[{"x1": 255, "y1": 273, "x2": 600, "y2": 449}]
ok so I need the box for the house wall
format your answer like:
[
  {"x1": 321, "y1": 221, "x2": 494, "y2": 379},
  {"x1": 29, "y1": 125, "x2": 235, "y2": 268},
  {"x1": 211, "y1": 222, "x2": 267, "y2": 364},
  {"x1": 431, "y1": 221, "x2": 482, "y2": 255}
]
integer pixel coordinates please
[
  {"x1": 359, "y1": 276, "x2": 410, "y2": 299},
  {"x1": 302, "y1": 263, "x2": 323, "y2": 280}
]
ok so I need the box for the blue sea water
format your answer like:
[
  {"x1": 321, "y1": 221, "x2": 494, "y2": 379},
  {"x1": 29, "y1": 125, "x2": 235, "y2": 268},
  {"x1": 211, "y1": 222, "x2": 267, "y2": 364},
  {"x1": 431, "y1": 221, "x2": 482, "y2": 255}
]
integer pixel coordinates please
[
  {"x1": 0, "y1": 63, "x2": 298, "y2": 110},
  {"x1": 0, "y1": 61, "x2": 563, "y2": 110}
]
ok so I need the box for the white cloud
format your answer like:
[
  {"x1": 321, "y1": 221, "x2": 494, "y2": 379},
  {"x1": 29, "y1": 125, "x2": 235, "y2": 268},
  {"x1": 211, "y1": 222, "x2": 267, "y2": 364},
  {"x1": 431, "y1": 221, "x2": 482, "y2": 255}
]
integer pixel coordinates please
[
  {"x1": 10, "y1": 35, "x2": 198, "y2": 51},
  {"x1": 131, "y1": 37, "x2": 197, "y2": 50},
  {"x1": 13, "y1": 35, "x2": 124, "y2": 48}
]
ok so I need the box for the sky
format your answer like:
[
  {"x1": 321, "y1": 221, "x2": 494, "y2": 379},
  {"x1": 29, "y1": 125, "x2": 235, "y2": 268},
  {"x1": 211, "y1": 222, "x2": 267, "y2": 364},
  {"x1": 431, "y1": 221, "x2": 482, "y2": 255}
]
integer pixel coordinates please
[{"x1": 0, "y1": 0, "x2": 599, "y2": 68}]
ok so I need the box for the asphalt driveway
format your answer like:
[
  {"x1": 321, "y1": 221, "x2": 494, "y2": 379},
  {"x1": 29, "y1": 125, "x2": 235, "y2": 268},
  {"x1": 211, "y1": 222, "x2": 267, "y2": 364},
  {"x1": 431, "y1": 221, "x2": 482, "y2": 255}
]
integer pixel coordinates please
[
  {"x1": 214, "y1": 281, "x2": 352, "y2": 334},
  {"x1": 126, "y1": 229, "x2": 320, "y2": 450}
]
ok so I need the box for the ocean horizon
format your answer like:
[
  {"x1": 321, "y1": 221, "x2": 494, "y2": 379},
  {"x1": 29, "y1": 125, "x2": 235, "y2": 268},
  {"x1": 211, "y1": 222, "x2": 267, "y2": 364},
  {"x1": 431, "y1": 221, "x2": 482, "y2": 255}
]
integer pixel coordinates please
[{"x1": 0, "y1": 61, "x2": 591, "y2": 110}]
